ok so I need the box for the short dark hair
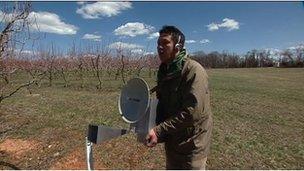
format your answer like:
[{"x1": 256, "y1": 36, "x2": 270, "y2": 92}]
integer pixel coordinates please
[{"x1": 159, "y1": 25, "x2": 185, "y2": 49}]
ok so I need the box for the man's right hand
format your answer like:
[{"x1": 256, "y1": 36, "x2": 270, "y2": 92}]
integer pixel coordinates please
[{"x1": 145, "y1": 128, "x2": 158, "y2": 147}]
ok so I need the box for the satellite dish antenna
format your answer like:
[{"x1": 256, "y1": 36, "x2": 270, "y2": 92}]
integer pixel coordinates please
[
  {"x1": 119, "y1": 78, "x2": 150, "y2": 123},
  {"x1": 85, "y1": 77, "x2": 158, "y2": 170}
]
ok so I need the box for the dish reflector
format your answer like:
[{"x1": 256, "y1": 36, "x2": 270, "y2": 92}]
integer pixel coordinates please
[{"x1": 119, "y1": 78, "x2": 150, "y2": 123}]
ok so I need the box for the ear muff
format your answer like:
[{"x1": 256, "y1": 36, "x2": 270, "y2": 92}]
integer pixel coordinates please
[{"x1": 175, "y1": 35, "x2": 181, "y2": 51}]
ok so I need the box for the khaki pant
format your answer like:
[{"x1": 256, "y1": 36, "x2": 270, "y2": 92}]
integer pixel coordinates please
[
  {"x1": 196, "y1": 157, "x2": 207, "y2": 170},
  {"x1": 165, "y1": 144, "x2": 208, "y2": 170},
  {"x1": 166, "y1": 156, "x2": 207, "y2": 170}
]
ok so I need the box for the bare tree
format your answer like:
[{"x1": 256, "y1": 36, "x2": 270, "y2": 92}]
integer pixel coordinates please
[
  {"x1": 1, "y1": 2, "x2": 31, "y2": 82},
  {"x1": 54, "y1": 51, "x2": 73, "y2": 87},
  {"x1": 114, "y1": 46, "x2": 127, "y2": 84},
  {"x1": 280, "y1": 49, "x2": 294, "y2": 67},
  {"x1": 145, "y1": 54, "x2": 159, "y2": 78},
  {"x1": 70, "y1": 42, "x2": 87, "y2": 88},
  {"x1": 88, "y1": 43, "x2": 111, "y2": 89},
  {"x1": 295, "y1": 44, "x2": 304, "y2": 67},
  {"x1": 0, "y1": 2, "x2": 45, "y2": 103},
  {"x1": 130, "y1": 50, "x2": 147, "y2": 77},
  {"x1": 105, "y1": 56, "x2": 114, "y2": 77}
]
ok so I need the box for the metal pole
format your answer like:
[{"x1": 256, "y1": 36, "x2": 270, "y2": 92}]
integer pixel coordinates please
[{"x1": 86, "y1": 137, "x2": 94, "y2": 170}]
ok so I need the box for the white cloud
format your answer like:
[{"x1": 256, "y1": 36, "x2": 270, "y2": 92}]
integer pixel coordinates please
[
  {"x1": 147, "y1": 32, "x2": 159, "y2": 39},
  {"x1": 288, "y1": 47, "x2": 296, "y2": 50},
  {"x1": 0, "y1": 11, "x2": 10, "y2": 21},
  {"x1": 76, "y1": 2, "x2": 132, "y2": 19},
  {"x1": 76, "y1": 1, "x2": 85, "y2": 5},
  {"x1": 206, "y1": 23, "x2": 219, "y2": 31},
  {"x1": 207, "y1": 18, "x2": 240, "y2": 31},
  {"x1": 131, "y1": 49, "x2": 144, "y2": 54},
  {"x1": 21, "y1": 50, "x2": 34, "y2": 55},
  {"x1": 13, "y1": 49, "x2": 35, "y2": 56},
  {"x1": 200, "y1": 39, "x2": 210, "y2": 44},
  {"x1": 186, "y1": 40, "x2": 196, "y2": 44},
  {"x1": 288, "y1": 44, "x2": 304, "y2": 50},
  {"x1": 114, "y1": 22, "x2": 154, "y2": 37},
  {"x1": 108, "y1": 42, "x2": 143, "y2": 50},
  {"x1": 264, "y1": 48, "x2": 282, "y2": 55},
  {"x1": 29, "y1": 11, "x2": 78, "y2": 35},
  {"x1": 144, "y1": 52, "x2": 156, "y2": 55},
  {"x1": 263, "y1": 48, "x2": 283, "y2": 60},
  {"x1": 82, "y1": 33, "x2": 101, "y2": 41},
  {"x1": 0, "y1": 11, "x2": 78, "y2": 35},
  {"x1": 219, "y1": 18, "x2": 240, "y2": 31}
]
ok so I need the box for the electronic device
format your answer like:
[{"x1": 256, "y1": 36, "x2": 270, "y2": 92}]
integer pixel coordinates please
[{"x1": 85, "y1": 77, "x2": 157, "y2": 170}]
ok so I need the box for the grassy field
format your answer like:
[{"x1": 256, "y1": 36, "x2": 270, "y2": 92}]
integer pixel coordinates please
[{"x1": 1, "y1": 67, "x2": 304, "y2": 169}]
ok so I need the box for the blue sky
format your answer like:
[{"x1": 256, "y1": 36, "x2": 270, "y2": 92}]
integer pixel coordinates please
[{"x1": 1, "y1": 2, "x2": 304, "y2": 56}]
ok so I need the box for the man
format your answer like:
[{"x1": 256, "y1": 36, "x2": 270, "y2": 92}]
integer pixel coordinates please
[{"x1": 146, "y1": 25, "x2": 213, "y2": 170}]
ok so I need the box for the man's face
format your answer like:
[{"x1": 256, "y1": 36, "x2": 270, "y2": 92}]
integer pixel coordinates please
[{"x1": 157, "y1": 33, "x2": 177, "y2": 64}]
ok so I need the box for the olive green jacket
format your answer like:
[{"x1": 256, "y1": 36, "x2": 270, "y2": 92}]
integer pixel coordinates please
[{"x1": 154, "y1": 57, "x2": 213, "y2": 159}]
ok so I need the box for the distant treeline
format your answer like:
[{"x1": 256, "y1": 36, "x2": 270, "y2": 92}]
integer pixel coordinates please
[{"x1": 191, "y1": 48, "x2": 304, "y2": 68}]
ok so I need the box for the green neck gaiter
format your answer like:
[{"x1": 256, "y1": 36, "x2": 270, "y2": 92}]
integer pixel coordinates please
[{"x1": 157, "y1": 49, "x2": 187, "y2": 82}]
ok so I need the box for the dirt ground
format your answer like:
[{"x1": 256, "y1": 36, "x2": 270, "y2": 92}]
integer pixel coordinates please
[
  {"x1": 0, "y1": 139, "x2": 41, "y2": 158},
  {"x1": 50, "y1": 145, "x2": 105, "y2": 170},
  {"x1": 0, "y1": 138, "x2": 105, "y2": 170}
]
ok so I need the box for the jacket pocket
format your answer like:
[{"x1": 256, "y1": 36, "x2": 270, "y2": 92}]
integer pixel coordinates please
[
  {"x1": 172, "y1": 127, "x2": 196, "y2": 155},
  {"x1": 193, "y1": 127, "x2": 208, "y2": 148}
]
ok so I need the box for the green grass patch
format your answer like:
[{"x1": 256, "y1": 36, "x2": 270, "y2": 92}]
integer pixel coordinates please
[{"x1": 1, "y1": 68, "x2": 303, "y2": 169}]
